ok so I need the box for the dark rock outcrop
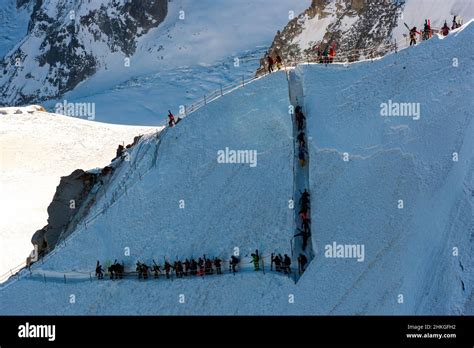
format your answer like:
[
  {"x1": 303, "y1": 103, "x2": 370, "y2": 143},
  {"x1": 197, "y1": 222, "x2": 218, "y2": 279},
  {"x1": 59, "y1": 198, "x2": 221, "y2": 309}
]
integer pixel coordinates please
[
  {"x1": 31, "y1": 169, "x2": 103, "y2": 256},
  {"x1": 29, "y1": 135, "x2": 143, "y2": 261},
  {"x1": 257, "y1": 0, "x2": 402, "y2": 75}
]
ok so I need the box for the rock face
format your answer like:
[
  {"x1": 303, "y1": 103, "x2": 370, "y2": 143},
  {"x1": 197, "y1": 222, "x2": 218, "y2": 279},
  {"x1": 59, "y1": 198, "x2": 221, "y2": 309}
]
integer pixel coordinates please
[
  {"x1": 257, "y1": 0, "x2": 402, "y2": 74},
  {"x1": 0, "y1": 0, "x2": 168, "y2": 105},
  {"x1": 31, "y1": 169, "x2": 101, "y2": 256},
  {"x1": 30, "y1": 133, "x2": 142, "y2": 259}
]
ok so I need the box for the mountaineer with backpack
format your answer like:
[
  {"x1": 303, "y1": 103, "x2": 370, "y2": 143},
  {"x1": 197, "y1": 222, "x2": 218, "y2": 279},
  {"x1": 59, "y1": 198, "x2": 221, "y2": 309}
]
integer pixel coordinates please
[
  {"x1": 409, "y1": 26, "x2": 421, "y2": 46},
  {"x1": 230, "y1": 255, "x2": 239, "y2": 273},
  {"x1": 298, "y1": 253, "x2": 308, "y2": 273},
  {"x1": 283, "y1": 254, "x2": 292, "y2": 274},
  {"x1": 441, "y1": 21, "x2": 450, "y2": 36},
  {"x1": 267, "y1": 55, "x2": 275, "y2": 74},
  {"x1": 214, "y1": 257, "x2": 223, "y2": 274},
  {"x1": 168, "y1": 110, "x2": 175, "y2": 127},
  {"x1": 95, "y1": 261, "x2": 104, "y2": 280},
  {"x1": 251, "y1": 249, "x2": 260, "y2": 271}
]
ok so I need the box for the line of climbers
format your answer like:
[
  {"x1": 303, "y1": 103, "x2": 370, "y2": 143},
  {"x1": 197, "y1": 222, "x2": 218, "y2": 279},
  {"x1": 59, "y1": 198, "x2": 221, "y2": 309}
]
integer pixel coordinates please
[
  {"x1": 265, "y1": 14, "x2": 465, "y2": 71},
  {"x1": 94, "y1": 249, "x2": 309, "y2": 281},
  {"x1": 295, "y1": 105, "x2": 307, "y2": 168},
  {"x1": 265, "y1": 44, "x2": 336, "y2": 73},
  {"x1": 408, "y1": 15, "x2": 464, "y2": 46},
  {"x1": 266, "y1": 54, "x2": 284, "y2": 74},
  {"x1": 292, "y1": 100, "x2": 311, "y2": 270},
  {"x1": 294, "y1": 189, "x2": 311, "y2": 254},
  {"x1": 314, "y1": 42, "x2": 337, "y2": 64}
]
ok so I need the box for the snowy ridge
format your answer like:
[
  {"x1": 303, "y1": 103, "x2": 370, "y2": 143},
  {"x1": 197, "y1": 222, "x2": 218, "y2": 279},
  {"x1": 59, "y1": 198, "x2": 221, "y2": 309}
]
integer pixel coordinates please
[{"x1": 259, "y1": 0, "x2": 474, "y2": 73}]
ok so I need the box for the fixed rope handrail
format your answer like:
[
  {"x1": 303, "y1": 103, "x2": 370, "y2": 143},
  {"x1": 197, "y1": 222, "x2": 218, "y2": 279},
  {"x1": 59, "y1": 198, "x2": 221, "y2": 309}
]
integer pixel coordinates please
[
  {"x1": 24, "y1": 252, "x2": 299, "y2": 284},
  {"x1": 179, "y1": 37, "x2": 419, "y2": 119}
]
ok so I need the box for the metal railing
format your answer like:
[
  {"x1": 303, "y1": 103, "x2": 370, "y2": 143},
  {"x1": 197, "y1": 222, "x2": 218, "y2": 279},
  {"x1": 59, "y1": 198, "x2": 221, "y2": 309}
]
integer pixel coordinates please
[{"x1": 20, "y1": 252, "x2": 302, "y2": 284}]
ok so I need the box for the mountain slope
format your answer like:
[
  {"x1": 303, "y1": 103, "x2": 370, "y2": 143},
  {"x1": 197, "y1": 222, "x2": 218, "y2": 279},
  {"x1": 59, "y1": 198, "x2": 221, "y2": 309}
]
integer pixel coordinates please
[
  {"x1": 0, "y1": 0, "x2": 32, "y2": 59},
  {"x1": 0, "y1": 22, "x2": 472, "y2": 315},
  {"x1": 6, "y1": 71, "x2": 294, "y2": 275},
  {"x1": 301, "y1": 23, "x2": 473, "y2": 314},
  {"x1": 0, "y1": 0, "x2": 168, "y2": 105}
]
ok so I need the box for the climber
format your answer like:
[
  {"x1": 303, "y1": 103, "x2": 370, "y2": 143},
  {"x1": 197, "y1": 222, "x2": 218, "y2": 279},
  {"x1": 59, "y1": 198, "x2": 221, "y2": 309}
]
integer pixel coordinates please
[
  {"x1": 272, "y1": 254, "x2": 282, "y2": 272},
  {"x1": 109, "y1": 260, "x2": 123, "y2": 280},
  {"x1": 163, "y1": 260, "x2": 172, "y2": 279},
  {"x1": 95, "y1": 261, "x2": 104, "y2": 280},
  {"x1": 183, "y1": 258, "x2": 191, "y2": 276},
  {"x1": 251, "y1": 249, "x2": 260, "y2": 271},
  {"x1": 173, "y1": 261, "x2": 179, "y2": 277},
  {"x1": 299, "y1": 202, "x2": 308, "y2": 215},
  {"x1": 214, "y1": 257, "x2": 222, "y2": 274},
  {"x1": 323, "y1": 45, "x2": 329, "y2": 65},
  {"x1": 276, "y1": 55, "x2": 283, "y2": 70},
  {"x1": 299, "y1": 210, "x2": 310, "y2": 223},
  {"x1": 300, "y1": 207, "x2": 311, "y2": 233},
  {"x1": 174, "y1": 260, "x2": 184, "y2": 278},
  {"x1": 314, "y1": 45, "x2": 323, "y2": 64},
  {"x1": 267, "y1": 55, "x2": 274, "y2": 74},
  {"x1": 300, "y1": 189, "x2": 310, "y2": 207},
  {"x1": 296, "y1": 131, "x2": 306, "y2": 148},
  {"x1": 300, "y1": 198, "x2": 310, "y2": 214},
  {"x1": 230, "y1": 255, "x2": 239, "y2": 273},
  {"x1": 283, "y1": 254, "x2": 292, "y2": 274},
  {"x1": 177, "y1": 260, "x2": 185, "y2": 277},
  {"x1": 302, "y1": 215, "x2": 311, "y2": 234},
  {"x1": 328, "y1": 44, "x2": 336, "y2": 63},
  {"x1": 168, "y1": 110, "x2": 175, "y2": 127},
  {"x1": 295, "y1": 228, "x2": 311, "y2": 252},
  {"x1": 295, "y1": 110, "x2": 306, "y2": 131},
  {"x1": 451, "y1": 16, "x2": 458, "y2": 30},
  {"x1": 441, "y1": 21, "x2": 450, "y2": 36},
  {"x1": 152, "y1": 260, "x2": 161, "y2": 279},
  {"x1": 204, "y1": 258, "x2": 213, "y2": 275},
  {"x1": 190, "y1": 258, "x2": 198, "y2": 276},
  {"x1": 197, "y1": 257, "x2": 205, "y2": 276},
  {"x1": 141, "y1": 262, "x2": 149, "y2": 279},
  {"x1": 409, "y1": 27, "x2": 421, "y2": 46},
  {"x1": 298, "y1": 253, "x2": 308, "y2": 273},
  {"x1": 112, "y1": 260, "x2": 124, "y2": 279},
  {"x1": 135, "y1": 261, "x2": 143, "y2": 279},
  {"x1": 422, "y1": 20, "x2": 431, "y2": 40},
  {"x1": 298, "y1": 147, "x2": 308, "y2": 167}
]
